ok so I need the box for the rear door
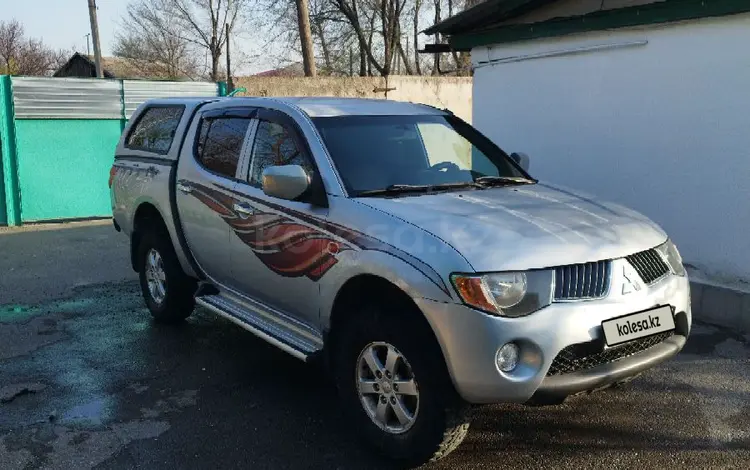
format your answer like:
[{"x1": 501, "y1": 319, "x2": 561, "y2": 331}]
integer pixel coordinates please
[
  {"x1": 227, "y1": 109, "x2": 328, "y2": 327},
  {"x1": 175, "y1": 107, "x2": 256, "y2": 286}
]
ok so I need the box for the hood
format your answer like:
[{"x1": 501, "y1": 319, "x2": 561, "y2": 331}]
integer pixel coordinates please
[{"x1": 354, "y1": 183, "x2": 667, "y2": 272}]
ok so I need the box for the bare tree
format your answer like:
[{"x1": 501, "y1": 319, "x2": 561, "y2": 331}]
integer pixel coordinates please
[
  {"x1": 255, "y1": 0, "x2": 355, "y2": 76},
  {"x1": 171, "y1": 0, "x2": 250, "y2": 81},
  {"x1": 452, "y1": 0, "x2": 477, "y2": 76},
  {"x1": 330, "y1": 0, "x2": 409, "y2": 76},
  {"x1": 115, "y1": 0, "x2": 200, "y2": 79},
  {"x1": 412, "y1": 0, "x2": 422, "y2": 75},
  {"x1": 0, "y1": 19, "x2": 72, "y2": 76},
  {"x1": 256, "y1": 0, "x2": 471, "y2": 77},
  {"x1": 117, "y1": 0, "x2": 250, "y2": 81},
  {"x1": 0, "y1": 19, "x2": 23, "y2": 73}
]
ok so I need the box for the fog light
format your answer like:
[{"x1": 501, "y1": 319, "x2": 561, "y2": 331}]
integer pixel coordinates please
[{"x1": 496, "y1": 343, "x2": 520, "y2": 372}]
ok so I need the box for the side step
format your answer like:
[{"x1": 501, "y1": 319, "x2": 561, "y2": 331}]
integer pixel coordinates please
[{"x1": 195, "y1": 292, "x2": 323, "y2": 362}]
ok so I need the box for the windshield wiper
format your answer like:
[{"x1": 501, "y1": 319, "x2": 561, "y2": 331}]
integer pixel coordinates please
[
  {"x1": 356, "y1": 182, "x2": 483, "y2": 197},
  {"x1": 474, "y1": 175, "x2": 537, "y2": 187},
  {"x1": 357, "y1": 184, "x2": 433, "y2": 197}
]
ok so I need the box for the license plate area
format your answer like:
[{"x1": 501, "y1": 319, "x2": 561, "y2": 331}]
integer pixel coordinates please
[{"x1": 601, "y1": 305, "x2": 675, "y2": 347}]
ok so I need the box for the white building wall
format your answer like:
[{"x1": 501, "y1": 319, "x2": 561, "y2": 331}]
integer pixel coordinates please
[{"x1": 472, "y1": 13, "x2": 750, "y2": 284}]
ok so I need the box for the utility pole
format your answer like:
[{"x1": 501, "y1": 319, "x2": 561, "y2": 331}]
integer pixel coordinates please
[
  {"x1": 87, "y1": 0, "x2": 103, "y2": 78},
  {"x1": 84, "y1": 33, "x2": 91, "y2": 55},
  {"x1": 294, "y1": 0, "x2": 316, "y2": 77},
  {"x1": 225, "y1": 24, "x2": 233, "y2": 93}
]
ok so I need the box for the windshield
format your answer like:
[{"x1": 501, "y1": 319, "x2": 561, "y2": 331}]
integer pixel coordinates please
[{"x1": 313, "y1": 114, "x2": 530, "y2": 196}]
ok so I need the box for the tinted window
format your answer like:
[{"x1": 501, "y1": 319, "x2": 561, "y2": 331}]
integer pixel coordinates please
[
  {"x1": 313, "y1": 115, "x2": 523, "y2": 194},
  {"x1": 126, "y1": 106, "x2": 184, "y2": 154},
  {"x1": 249, "y1": 120, "x2": 314, "y2": 187},
  {"x1": 196, "y1": 117, "x2": 251, "y2": 178}
]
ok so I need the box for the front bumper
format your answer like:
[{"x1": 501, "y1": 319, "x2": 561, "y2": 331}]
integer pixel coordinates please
[{"x1": 416, "y1": 271, "x2": 691, "y2": 404}]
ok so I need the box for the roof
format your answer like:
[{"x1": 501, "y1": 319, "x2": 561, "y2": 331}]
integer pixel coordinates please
[
  {"x1": 424, "y1": 0, "x2": 555, "y2": 36},
  {"x1": 253, "y1": 63, "x2": 305, "y2": 77},
  {"x1": 54, "y1": 53, "x2": 192, "y2": 80},
  {"x1": 53, "y1": 52, "x2": 116, "y2": 78},
  {"x1": 279, "y1": 97, "x2": 446, "y2": 117},
  {"x1": 200, "y1": 97, "x2": 446, "y2": 118},
  {"x1": 427, "y1": 0, "x2": 750, "y2": 50}
]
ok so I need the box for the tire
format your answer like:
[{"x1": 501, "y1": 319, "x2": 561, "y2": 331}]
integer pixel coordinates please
[
  {"x1": 333, "y1": 303, "x2": 471, "y2": 467},
  {"x1": 136, "y1": 226, "x2": 196, "y2": 323}
]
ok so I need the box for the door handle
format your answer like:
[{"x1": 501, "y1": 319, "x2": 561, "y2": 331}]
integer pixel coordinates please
[
  {"x1": 176, "y1": 181, "x2": 192, "y2": 194},
  {"x1": 232, "y1": 202, "x2": 254, "y2": 218}
]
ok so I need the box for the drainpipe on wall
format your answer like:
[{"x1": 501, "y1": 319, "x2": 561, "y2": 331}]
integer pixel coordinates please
[
  {"x1": 0, "y1": 76, "x2": 21, "y2": 226},
  {"x1": 217, "y1": 82, "x2": 228, "y2": 97},
  {"x1": 118, "y1": 79, "x2": 126, "y2": 131}
]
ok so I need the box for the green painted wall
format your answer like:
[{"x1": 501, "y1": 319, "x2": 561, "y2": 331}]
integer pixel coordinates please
[{"x1": 14, "y1": 119, "x2": 121, "y2": 221}]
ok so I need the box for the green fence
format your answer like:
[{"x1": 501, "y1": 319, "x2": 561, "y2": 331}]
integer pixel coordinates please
[{"x1": 0, "y1": 76, "x2": 221, "y2": 225}]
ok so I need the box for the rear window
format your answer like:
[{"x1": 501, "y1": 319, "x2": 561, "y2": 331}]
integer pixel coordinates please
[{"x1": 126, "y1": 106, "x2": 184, "y2": 154}]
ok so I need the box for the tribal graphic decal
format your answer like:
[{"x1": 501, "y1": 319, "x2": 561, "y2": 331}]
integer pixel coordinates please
[
  {"x1": 190, "y1": 184, "x2": 352, "y2": 281},
  {"x1": 189, "y1": 183, "x2": 450, "y2": 295}
]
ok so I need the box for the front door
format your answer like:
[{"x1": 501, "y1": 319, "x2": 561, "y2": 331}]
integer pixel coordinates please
[
  {"x1": 176, "y1": 107, "x2": 255, "y2": 286},
  {"x1": 228, "y1": 109, "x2": 327, "y2": 328}
]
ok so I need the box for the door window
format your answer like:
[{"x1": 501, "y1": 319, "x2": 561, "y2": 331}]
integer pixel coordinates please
[
  {"x1": 126, "y1": 106, "x2": 184, "y2": 154},
  {"x1": 196, "y1": 117, "x2": 251, "y2": 179},
  {"x1": 248, "y1": 120, "x2": 314, "y2": 187}
]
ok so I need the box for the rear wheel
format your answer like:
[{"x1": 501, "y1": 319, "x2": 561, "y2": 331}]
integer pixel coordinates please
[
  {"x1": 334, "y1": 304, "x2": 471, "y2": 466},
  {"x1": 137, "y1": 228, "x2": 196, "y2": 323}
]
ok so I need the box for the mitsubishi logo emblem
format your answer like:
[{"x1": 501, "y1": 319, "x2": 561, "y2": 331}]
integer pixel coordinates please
[{"x1": 622, "y1": 265, "x2": 641, "y2": 295}]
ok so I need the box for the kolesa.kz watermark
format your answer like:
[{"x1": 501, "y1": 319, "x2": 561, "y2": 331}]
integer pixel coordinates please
[{"x1": 616, "y1": 315, "x2": 661, "y2": 336}]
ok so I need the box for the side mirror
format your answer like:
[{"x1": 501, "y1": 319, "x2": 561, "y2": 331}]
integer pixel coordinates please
[
  {"x1": 262, "y1": 165, "x2": 311, "y2": 201},
  {"x1": 510, "y1": 152, "x2": 530, "y2": 172}
]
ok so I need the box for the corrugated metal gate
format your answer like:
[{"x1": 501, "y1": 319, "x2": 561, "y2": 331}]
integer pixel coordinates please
[
  {"x1": 0, "y1": 76, "x2": 221, "y2": 225},
  {"x1": 123, "y1": 80, "x2": 218, "y2": 118}
]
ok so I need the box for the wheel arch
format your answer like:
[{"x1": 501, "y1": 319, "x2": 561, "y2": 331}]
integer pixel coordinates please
[
  {"x1": 131, "y1": 202, "x2": 170, "y2": 272},
  {"x1": 324, "y1": 273, "x2": 450, "y2": 380}
]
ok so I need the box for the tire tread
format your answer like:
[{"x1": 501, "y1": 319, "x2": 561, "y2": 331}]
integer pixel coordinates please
[
  {"x1": 333, "y1": 300, "x2": 472, "y2": 466},
  {"x1": 136, "y1": 224, "x2": 196, "y2": 323}
]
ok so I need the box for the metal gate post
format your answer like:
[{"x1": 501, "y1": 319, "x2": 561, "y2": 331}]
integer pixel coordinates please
[{"x1": 0, "y1": 76, "x2": 20, "y2": 226}]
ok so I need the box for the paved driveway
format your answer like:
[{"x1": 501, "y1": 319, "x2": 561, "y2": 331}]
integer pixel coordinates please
[{"x1": 1, "y1": 222, "x2": 748, "y2": 469}]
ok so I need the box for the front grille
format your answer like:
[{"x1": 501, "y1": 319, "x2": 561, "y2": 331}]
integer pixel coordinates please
[
  {"x1": 547, "y1": 331, "x2": 674, "y2": 376},
  {"x1": 626, "y1": 248, "x2": 670, "y2": 285},
  {"x1": 554, "y1": 261, "x2": 611, "y2": 300}
]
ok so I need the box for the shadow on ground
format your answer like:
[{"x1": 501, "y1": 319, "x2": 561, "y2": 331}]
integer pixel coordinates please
[{"x1": 1, "y1": 281, "x2": 749, "y2": 469}]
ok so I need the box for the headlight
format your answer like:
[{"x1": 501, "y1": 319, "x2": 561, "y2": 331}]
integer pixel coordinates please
[
  {"x1": 656, "y1": 240, "x2": 686, "y2": 276},
  {"x1": 451, "y1": 270, "x2": 554, "y2": 317}
]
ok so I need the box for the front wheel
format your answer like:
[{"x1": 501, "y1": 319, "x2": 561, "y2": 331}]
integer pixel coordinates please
[
  {"x1": 137, "y1": 228, "x2": 196, "y2": 323},
  {"x1": 334, "y1": 305, "x2": 471, "y2": 466}
]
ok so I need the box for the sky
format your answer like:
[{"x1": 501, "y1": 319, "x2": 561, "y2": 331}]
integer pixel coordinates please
[
  {"x1": 4, "y1": 0, "x2": 129, "y2": 56},
  {"x1": 2, "y1": 0, "x2": 275, "y2": 73}
]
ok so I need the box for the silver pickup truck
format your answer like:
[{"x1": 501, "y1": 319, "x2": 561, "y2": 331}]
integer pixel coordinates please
[{"x1": 111, "y1": 97, "x2": 691, "y2": 465}]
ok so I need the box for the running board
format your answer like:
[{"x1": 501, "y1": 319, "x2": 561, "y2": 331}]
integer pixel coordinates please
[{"x1": 195, "y1": 294, "x2": 323, "y2": 362}]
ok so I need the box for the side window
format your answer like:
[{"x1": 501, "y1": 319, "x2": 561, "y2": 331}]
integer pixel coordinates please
[
  {"x1": 196, "y1": 117, "x2": 251, "y2": 179},
  {"x1": 126, "y1": 106, "x2": 184, "y2": 154},
  {"x1": 418, "y1": 122, "x2": 472, "y2": 168},
  {"x1": 249, "y1": 120, "x2": 314, "y2": 187},
  {"x1": 418, "y1": 122, "x2": 500, "y2": 177}
]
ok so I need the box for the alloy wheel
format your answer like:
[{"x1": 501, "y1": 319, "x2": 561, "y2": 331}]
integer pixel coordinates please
[
  {"x1": 356, "y1": 341, "x2": 420, "y2": 434},
  {"x1": 144, "y1": 248, "x2": 167, "y2": 304}
]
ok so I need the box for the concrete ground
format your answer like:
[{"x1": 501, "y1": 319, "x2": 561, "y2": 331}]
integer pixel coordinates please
[
  {"x1": 0, "y1": 220, "x2": 132, "y2": 305},
  {"x1": 0, "y1": 221, "x2": 749, "y2": 469}
]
